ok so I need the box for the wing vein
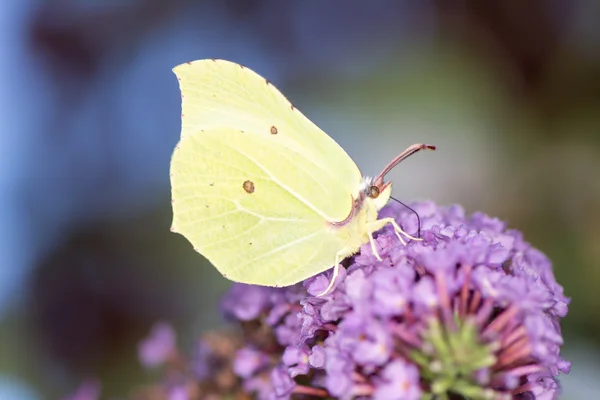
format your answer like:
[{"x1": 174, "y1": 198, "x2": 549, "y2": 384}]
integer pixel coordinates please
[
  {"x1": 176, "y1": 209, "x2": 239, "y2": 223},
  {"x1": 200, "y1": 220, "x2": 265, "y2": 249},
  {"x1": 180, "y1": 137, "x2": 331, "y2": 197},
  {"x1": 275, "y1": 245, "x2": 323, "y2": 285},
  {"x1": 229, "y1": 230, "x2": 323, "y2": 274},
  {"x1": 216, "y1": 138, "x2": 334, "y2": 221}
]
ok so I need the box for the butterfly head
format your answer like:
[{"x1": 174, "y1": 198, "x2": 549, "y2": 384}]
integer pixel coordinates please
[
  {"x1": 363, "y1": 144, "x2": 436, "y2": 211},
  {"x1": 360, "y1": 176, "x2": 392, "y2": 211}
]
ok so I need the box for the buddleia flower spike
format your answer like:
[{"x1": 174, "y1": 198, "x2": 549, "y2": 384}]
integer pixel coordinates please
[{"x1": 133, "y1": 201, "x2": 570, "y2": 400}]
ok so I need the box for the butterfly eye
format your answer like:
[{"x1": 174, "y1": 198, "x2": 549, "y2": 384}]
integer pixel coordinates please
[{"x1": 368, "y1": 186, "x2": 380, "y2": 199}]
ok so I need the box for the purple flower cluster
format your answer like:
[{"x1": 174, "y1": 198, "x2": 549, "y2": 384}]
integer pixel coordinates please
[
  {"x1": 126, "y1": 201, "x2": 569, "y2": 399},
  {"x1": 132, "y1": 321, "x2": 249, "y2": 399},
  {"x1": 218, "y1": 201, "x2": 570, "y2": 399}
]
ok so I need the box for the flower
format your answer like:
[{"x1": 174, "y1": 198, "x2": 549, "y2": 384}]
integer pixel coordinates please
[
  {"x1": 373, "y1": 360, "x2": 422, "y2": 400},
  {"x1": 219, "y1": 201, "x2": 570, "y2": 399},
  {"x1": 134, "y1": 327, "x2": 248, "y2": 399},
  {"x1": 234, "y1": 347, "x2": 271, "y2": 379},
  {"x1": 62, "y1": 380, "x2": 101, "y2": 400},
  {"x1": 124, "y1": 201, "x2": 569, "y2": 400},
  {"x1": 137, "y1": 321, "x2": 176, "y2": 368}
]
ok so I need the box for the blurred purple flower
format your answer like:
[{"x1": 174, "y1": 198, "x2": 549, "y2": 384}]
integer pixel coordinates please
[
  {"x1": 220, "y1": 201, "x2": 570, "y2": 399},
  {"x1": 62, "y1": 380, "x2": 100, "y2": 400},
  {"x1": 135, "y1": 327, "x2": 246, "y2": 399},
  {"x1": 137, "y1": 321, "x2": 176, "y2": 368},
  {"x1": 222, "y1": 284, "x2": 272, "y2": 321},
  {"x1": 243, "y1": 375, "x2": 273, "y2": 399},
  {"x1": 234, "y1": 347, "x2": 271, "y2": 379},
  {"x1": 373, "y1": 360, "x2": 421, "y2": 400},
  {"x1": 167, "y1": 384, "x2": 189, "y2": 400},
  {"x1": 270, "y1": 365, "x2": 296, "y2": 398},
  {"x1": 281, "y1": 346, "x2": 310, "y2": 377},
  {"x1": 190, "y1": 338, "x2": 213, "y2": 380}
]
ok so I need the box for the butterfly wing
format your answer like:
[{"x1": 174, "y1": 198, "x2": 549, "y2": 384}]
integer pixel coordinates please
[
  {"x1": 171, "y1": 127, "x2": 350, "y2": 286},
  {"x1": 173, "y1": 59, "x2": 362, "y2": 221}
]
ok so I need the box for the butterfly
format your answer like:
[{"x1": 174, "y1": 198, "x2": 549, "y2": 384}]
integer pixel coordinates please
[{"x1": 169, "y1": 59, "x2": 435, "y2": 296}]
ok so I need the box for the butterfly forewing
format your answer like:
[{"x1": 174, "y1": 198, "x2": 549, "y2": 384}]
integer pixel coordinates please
[
  {"x1": 173, "y1": 59, "x2": 363, "y2": 214},
  {"x1": 171, "y1": 128, "x2": 353, "y2": 286}
]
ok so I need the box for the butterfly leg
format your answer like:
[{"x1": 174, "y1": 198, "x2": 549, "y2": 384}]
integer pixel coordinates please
[
  {"x1": 366, "y1": 217, "x2": 422, "y2": 250},
  {"x1": 367, "y1": 229, "x2": 384, "y2": 261},
  {"x1": 384, "y1": 218, "x2": 422, "y2": 243},
  {"x1": 316, "y1": 253, "x2": 343, "y2": 297}
]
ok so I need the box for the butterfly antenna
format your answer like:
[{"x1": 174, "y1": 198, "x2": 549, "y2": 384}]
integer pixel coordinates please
[{"x1": 390, "y1": 197, "x2": 422, "y2": 238}]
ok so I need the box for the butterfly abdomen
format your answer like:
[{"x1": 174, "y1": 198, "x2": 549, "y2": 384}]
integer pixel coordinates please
[{"x1": 326, "y1": 196, "x2": 380, "y2": 257}]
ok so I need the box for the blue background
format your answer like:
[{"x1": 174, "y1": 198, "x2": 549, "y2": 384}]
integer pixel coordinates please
[{"x1": 1, "y1": 1, "x2": 599, "y2": 398}]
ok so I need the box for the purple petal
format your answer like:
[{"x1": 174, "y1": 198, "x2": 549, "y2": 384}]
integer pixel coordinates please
[
  {"x1": 234, "y1": 347, "x2": 270, "y2": 379},
  {"x1": 373, "y1": 360, "x2": 421, "y2": 400},
  {"x1": 309, "y1": 345, "x2": 326, "y2": 368},
  {"x1": 221, "y1": 284, "x2": 272, "y2": 321},
  {"x1": 270, "y1": 365, "x2": 295, "y2": 397}
]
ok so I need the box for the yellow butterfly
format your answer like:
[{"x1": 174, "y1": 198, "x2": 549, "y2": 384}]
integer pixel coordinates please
[{"x1": 170, "y1": 59, "x2": 434, "y2": 296}]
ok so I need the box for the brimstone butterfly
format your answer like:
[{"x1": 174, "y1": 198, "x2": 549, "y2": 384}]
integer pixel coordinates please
[{"x1": 169, "y1": 59, "x2": 435, "y2": 296}]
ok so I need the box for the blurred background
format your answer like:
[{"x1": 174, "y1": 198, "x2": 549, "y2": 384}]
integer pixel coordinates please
[{"x1": 0, "y1": 1, "x2": 598, "y2": 399}]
